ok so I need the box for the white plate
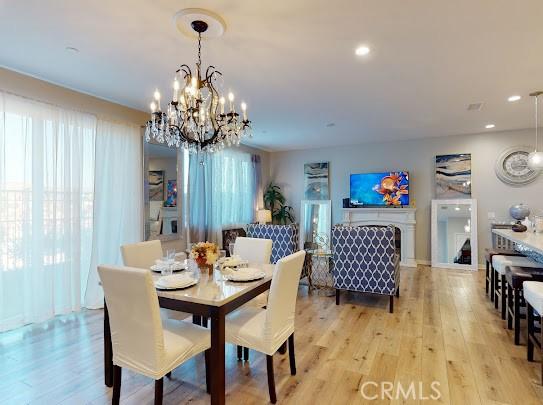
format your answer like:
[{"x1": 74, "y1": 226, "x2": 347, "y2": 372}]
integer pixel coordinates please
[
  {"x1": 155, "y1": 275, "x2": 197, "y2": 290},
  {"x1": 224, "y1": 268, "x2": 266, "y2": 282},
  {"x1": 150, "y1": 261, "x2": 186, "y2": 272}
]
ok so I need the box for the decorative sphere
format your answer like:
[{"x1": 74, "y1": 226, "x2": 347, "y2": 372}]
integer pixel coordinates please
[{"x1": 509, "y1": 204, "x2": 530, "y2": 221}]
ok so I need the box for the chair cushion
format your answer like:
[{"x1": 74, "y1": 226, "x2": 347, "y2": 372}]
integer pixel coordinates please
[
  {"x1": 485, "y1": 248, "x2": 523, "y2": 263},
  {"x1": 159, "y1": 319, "x2": 211, "y2": 378},
  {"x1": 225, "y1": 307, "x2": 268, "y2": 351},
  {"x1": 492, "y1": 255, "x2": 540, "y2": 275},
  {"x1": 506, "y1": 266, "x2": 543, "y2": 289},
  {"x1": 523, "y1": 281, "x2": 543, "y2": 315}
]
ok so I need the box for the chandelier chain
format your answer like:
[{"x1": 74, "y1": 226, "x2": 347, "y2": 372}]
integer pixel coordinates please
[{"x1": 197, "y1": 32, "x2": 202, "y2": 69}]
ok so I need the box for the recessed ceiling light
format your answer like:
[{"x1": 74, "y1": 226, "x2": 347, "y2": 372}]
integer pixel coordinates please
[
  {"x1": 355, "y1": 46, "x2": 370, "y2": 56},
  {"x1": 65, "y1": 46, "x2": 79, "y2": 53},
  {"x1": 485, "y1": 124, "x2": 495, "y2": 129},
  {"x1": 508, "y1": 95, "x2": 521, "y2": 102}
]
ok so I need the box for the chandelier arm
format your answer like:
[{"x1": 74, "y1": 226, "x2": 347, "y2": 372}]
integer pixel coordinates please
[{"x1": 178, "y1": 64, "x2": 192, "y2": 80}]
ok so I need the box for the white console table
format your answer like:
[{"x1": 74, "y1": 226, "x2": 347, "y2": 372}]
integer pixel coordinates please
[{"x1": 341, "y1": 207, "x2": 417, "y2": 267}]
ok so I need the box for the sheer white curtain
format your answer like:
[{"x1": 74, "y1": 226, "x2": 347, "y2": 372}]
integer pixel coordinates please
[
  {"x1": 84, "y1": 120, "x2": 142, "y2": 309},
  {"x1": 188, "y1": 149, "x2": 255, "y2": 244},
  {"x1": 0, "y1": 92, "x2": 143, "y2": 331},
  {"x1": 0, "y1": 92, "x2": 96, "y2": 331}
]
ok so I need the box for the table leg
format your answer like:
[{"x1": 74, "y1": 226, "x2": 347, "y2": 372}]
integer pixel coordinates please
[
  {"x1": 209, "y1": 307, "x2": 226, "y2": 405},
  {"x1": 104, "y1": 300, "x2": 113, "y2": 387}
]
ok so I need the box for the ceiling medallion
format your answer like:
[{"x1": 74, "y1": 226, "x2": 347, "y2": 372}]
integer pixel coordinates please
[{"x1": 144, "y1": 12, "x2": 252, "y2": 152}]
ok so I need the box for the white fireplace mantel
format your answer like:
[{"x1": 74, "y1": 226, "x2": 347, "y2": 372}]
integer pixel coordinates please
[{"x1": 341, "y1": 207, "x2": 417, "y2": 267}]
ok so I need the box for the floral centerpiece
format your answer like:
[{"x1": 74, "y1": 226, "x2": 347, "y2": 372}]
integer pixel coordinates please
[{"x1": 190, "y1": 242, "x2": 219, "y2": 273}]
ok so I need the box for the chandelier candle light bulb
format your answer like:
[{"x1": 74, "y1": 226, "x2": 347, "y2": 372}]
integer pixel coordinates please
[{"x1": 241, "y1": 102, "x2": 247, "y2": 120}]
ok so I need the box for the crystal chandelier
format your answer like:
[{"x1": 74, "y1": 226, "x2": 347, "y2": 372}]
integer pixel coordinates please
[{"x1": 144, "y1": 20, "x2": 252, "y2": 152}]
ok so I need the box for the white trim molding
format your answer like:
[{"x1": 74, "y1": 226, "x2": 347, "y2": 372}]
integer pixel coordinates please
[{"x1": 431, "y1": 199, "x2": 478, "y2": 271}]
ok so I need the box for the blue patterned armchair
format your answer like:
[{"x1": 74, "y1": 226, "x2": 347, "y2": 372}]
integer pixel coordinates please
[
  {"x1": 332, "y1": 225, "x2": 400, "y2": 312},
  {"x1": 246, "y1": 223, "x2": 299, "y2": 264}
]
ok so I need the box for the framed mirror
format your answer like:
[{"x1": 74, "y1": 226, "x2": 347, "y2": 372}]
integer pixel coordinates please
[
  {"x1": 300, "y1": 200, "x2": 332, "y2": 251},
  {"x1": 431, "y1": 199, "x2": 478, "y2": 270},
  {"x1": 143, "y1": 139, "x2": 183, "y2": 242}
]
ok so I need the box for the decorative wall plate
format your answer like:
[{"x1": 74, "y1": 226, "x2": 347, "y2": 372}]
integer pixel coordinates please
[{"x1": 495, "y1": 146, "x2": 541, "y2": 186}]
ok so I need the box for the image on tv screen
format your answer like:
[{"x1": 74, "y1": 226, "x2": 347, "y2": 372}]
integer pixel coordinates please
[{"x1": 350, "y1": 171, "x2": 409, "y2": 206}]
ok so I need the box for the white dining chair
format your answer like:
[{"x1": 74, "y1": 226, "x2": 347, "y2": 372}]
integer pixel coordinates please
[
  {"x1": 121, "y1": 240, "x2": 189, "y2": 321},
  {"x1": 233, "y1": 237, "x2": 273, "y2": 264},
  {"x1": 98, "y1": 265, "x2": 211, "y2": 405},
  {"x1": 224, "y1": 250, "x2": 306, "y2": 404},
  {"x1": 233, "y1": 236, "x2": 273, "y2": 360}
]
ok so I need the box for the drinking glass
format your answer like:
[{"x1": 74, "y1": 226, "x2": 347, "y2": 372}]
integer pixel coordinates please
[
  {"x1": 228, "y1": 243, "x2": 235, "y2": 257},
  {"x1": 219, "y1": 250, "x2": 227, "y2": 260},
  {"x1": 162, "y1": 249, "x2": 175, "y2": 276}
]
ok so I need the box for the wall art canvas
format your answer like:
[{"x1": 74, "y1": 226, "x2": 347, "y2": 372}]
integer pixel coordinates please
[
  {"x1": 165, "y1": 180, "x2": 177, "y2": 206},
  {"x1": 148, "y1": 170, "x2": 164, "y2": 201},
  {"x1": 304, "y1": 162, "x2": 329, "y2": 200},
  {"x1": 435, "y1": 154, "x2": 471, "y2": 198}
]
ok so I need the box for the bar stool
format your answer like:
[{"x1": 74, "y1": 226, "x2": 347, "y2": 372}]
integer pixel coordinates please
[
  {"x1": 506, "y1": 266, "x2": 543, "y2": 345},
  {"x1": 492, "y1": 255, "x2": 537, "y2": 319},
  {"x1": 485, "y1": 248, "x2": 523, "y2": 301},
  {"x1": 524, "y1": 281, "x2": 543, "y2": 385}
]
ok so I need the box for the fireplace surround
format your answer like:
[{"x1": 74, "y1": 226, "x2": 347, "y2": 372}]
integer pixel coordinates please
[{"x1": 341, "y1": 207, "x2": 417, "y2": 267}]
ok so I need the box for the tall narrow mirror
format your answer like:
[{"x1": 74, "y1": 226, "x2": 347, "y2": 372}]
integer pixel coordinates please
[
  {"x1": 143, "y1": 140, "x2": 182, "y2": 242},
  {"x1": 300, "y1": 200, "x2": 332, "y2": 251},
  {"x1": 431, "y1": 199, "x2": 478, "y2": 270}
]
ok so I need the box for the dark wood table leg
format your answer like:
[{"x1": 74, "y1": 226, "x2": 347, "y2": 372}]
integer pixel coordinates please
[
  {"x1": 104, "y1": 300, "x2": 113, "y2": 387},
  {"x1": 210, "y1": 307, "x2": 226, "y2": 405}
]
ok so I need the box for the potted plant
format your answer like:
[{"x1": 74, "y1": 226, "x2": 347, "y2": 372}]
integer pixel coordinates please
[{"x1": 263, "y1": 183, "x2": 295, "y2": 225}]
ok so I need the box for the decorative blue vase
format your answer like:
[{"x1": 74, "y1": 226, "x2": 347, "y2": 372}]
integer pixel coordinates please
[{"x1": 509, "y1": 204, "x2": 530, "y2": 221}]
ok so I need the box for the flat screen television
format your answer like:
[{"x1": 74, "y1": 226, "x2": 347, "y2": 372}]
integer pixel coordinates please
[{"x1": 350, "y1": 171, "x2": 409, "y2": 207}]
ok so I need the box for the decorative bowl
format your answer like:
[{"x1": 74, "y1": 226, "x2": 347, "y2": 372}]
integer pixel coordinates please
[{"x1": 509, "y1": 204, "x2": 530, "y2": 221}]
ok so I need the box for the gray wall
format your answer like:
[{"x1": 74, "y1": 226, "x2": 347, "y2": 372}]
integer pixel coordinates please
[{"x1": 269, "y1": 129, "x2": 543, "y2": 264}]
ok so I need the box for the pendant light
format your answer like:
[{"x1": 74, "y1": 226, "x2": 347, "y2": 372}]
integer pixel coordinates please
[{"x1": 528, "y1": 91, "x2": 543, "y2": 170}]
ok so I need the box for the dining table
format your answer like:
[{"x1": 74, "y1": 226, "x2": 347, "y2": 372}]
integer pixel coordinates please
[{"x1": 103, "y1": 263, "x2": 275, "y2": 405}]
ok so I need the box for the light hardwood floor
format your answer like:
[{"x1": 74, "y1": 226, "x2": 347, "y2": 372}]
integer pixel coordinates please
[{"x1": 1, "y1": 266, "x2": 542, "y2": 404}]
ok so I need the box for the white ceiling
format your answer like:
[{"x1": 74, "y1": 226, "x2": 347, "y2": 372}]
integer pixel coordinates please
[{"x1": 1, "y1": 0, "x2": 543, "y2": 151}]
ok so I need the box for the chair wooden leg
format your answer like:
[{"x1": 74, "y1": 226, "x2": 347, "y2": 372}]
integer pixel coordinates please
[
  {"x1": 166, "y1": 371, "x2": 172, "y2": 379},
  {"x1": 507, "y1": 284, "x2": 513, "y2": 330},
  {"x1": 204, "y1": 349, "x2": 211, "y2": 394},
  {"x1": 389, "y1": 295, "x2": 394, "y2": 313},
  {"x1": 112, "y1": 365, "x2": 121, "y2": 405},
  {"x1": 501, "y1": 275, "x2": 507, "y2": 320},
  {"x1": 154, "y1": 378, "x2": 163, "y2": 405},
  {"x1": 288, "y1": 333, "x2": 296, "y2": 376},
  {"x1": 278, "y1": 341, "x2": 287, "y2": 354},
  {"x1": 202, "y1": 317, "x2": 208, "y2": 328},
  {"x1": 514, "y1": 289, "x2": 521, "y2": 345},
  {"x1": 266, "y1": 355, "x2": 277, "y2": 404},
  {"x1": 335, "y1": 289, "x2": 340, "y2": 305},
  {"x1": 490, "y1": 265, "x2": 495, "y2": 302},
  {"x1": 396, "y1": 285, "x2": 400, "y2": 298},
  {"x1": 237, "y1": 345, "x2": 242, "y2": 360},
  {"x1": 243, "y1": 347, "x2": 249, "y2": 361},
  {"x1": 527, "y1": 302, "x2": 535, "y2": 361}
]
